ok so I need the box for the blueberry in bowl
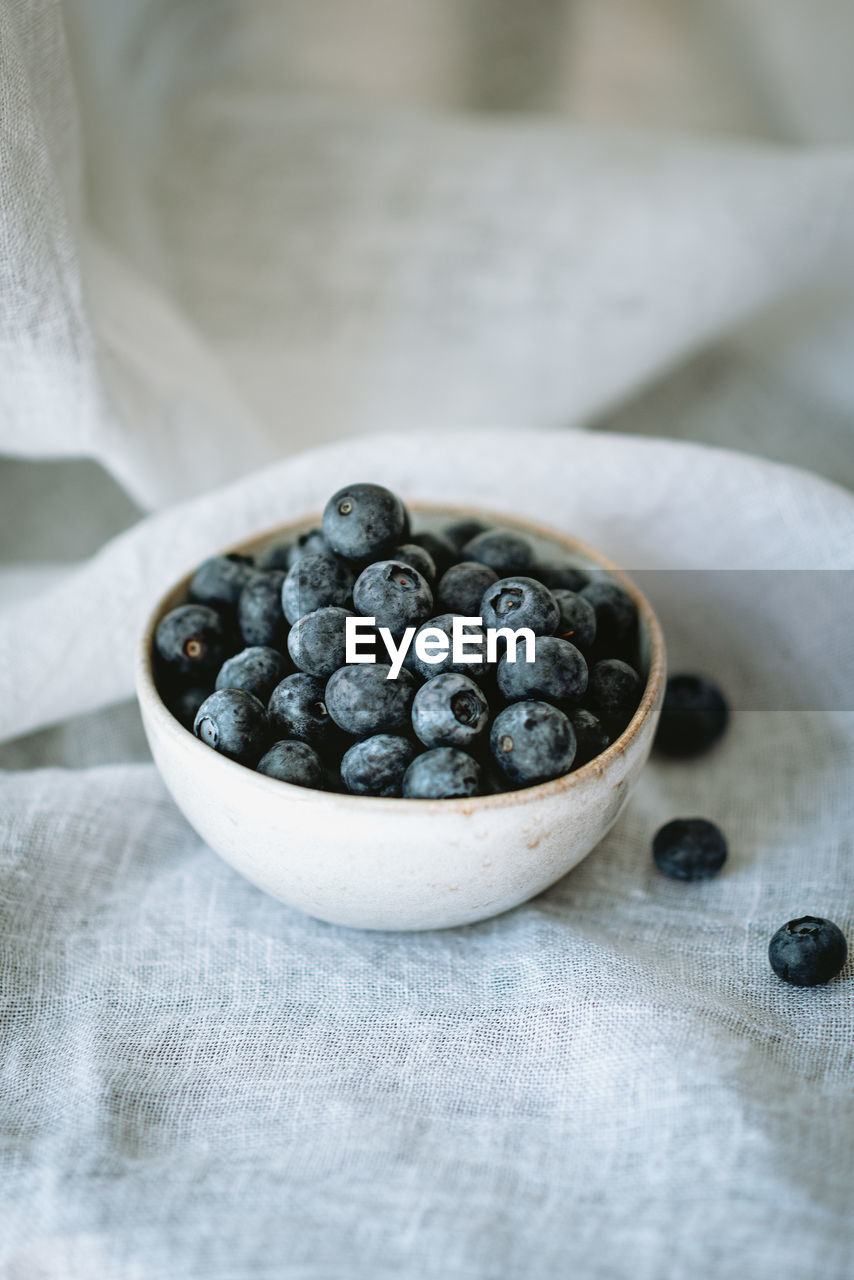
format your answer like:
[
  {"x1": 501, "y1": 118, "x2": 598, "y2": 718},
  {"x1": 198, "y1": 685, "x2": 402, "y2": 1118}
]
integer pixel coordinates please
[{"x1": 138, "y1": 486, "x2": 666, "y2": 931}]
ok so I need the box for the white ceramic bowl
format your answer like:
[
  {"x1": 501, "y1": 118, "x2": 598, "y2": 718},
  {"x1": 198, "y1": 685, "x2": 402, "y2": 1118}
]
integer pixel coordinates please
[{"x1": 137, "y1": 505, "x2": 666, "y2": 931}]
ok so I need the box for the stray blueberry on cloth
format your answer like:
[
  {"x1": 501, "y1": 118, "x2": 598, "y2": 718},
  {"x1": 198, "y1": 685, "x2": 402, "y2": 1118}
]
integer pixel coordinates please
[
  {"x1": 193, "y1": 689, "x2": 270, "y2": 765},
  {"x1": 655, "y1": 673, "x2": 730, "y2": 758},
  {"x1": 402, "y1": 748, "x2": 482, "y2": 799},
  {"x1": 352, "y1": 560, "x2": 434, "y2": 637},
  {"x1": 268, "y1": 673, "x2": 338, "y2": 749},
  {"x1": 341, "y1": 735, "x2": 416, "y2": 796},
  {"x1": 479, "y1": 576, "x2": 560, "y2": 638},
  {"x1": 282, "y1": 552, "x2": 354, "y2": 625},
  {"x1": 325, "y1": 664, "x2": 417, "y2": 737},
  {"x1": 256, "y1": 739, "x2": 325, "y2": 788},
  {"x1": 322, "y1": 482, "x2": 408, "y2": 561},
  {"x1": 189, "y1": 554, "x2": 256, "y2": 612},
  {"x1": 768, "y1": 917, "x2": 847, "y2": 987},
  {"x1": 238, "y1": 570, "x2": 288, "y2": 649},
  {"x1": 463, "y1": 528, "x2": 533, "y2": 577},
  {"x1": 652, "y1": 817, "x2": 728, "y2": 881},
  {"x1": 288, "y1": 607, "x2": 355, "y2": 678},
  {"x1": 496, "y1": 635, "x2": 587, "y2": 706},
  {"x1": 411, "y1": 673, "x2": 489, "y2": 749},
  {"x1": 490, "y1": 700, "x2": 576, "y2": 786},
  {"x1": 155, "y1": 604, "x2": 228, "y2": 679},
  {"x1": 215, "y1": 646, "x2": 291, "y2": 703}
]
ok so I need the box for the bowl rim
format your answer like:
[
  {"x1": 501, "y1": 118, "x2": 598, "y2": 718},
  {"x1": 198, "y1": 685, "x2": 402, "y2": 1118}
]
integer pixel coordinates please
[{"x1": 137, "y1": 501, "x2": 667, "y2": 814}]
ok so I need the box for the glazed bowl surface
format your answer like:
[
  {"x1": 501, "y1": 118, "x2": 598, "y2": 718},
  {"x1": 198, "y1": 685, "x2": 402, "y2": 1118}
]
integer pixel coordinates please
[{"x1": 137, "y1": 504, "x2": 666, "y2": 931}]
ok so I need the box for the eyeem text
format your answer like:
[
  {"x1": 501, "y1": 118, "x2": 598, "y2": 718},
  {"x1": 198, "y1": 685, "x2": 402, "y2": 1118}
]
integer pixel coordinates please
[{"x1": 345, "y1": 616, "x2": 536, "y2": 679}]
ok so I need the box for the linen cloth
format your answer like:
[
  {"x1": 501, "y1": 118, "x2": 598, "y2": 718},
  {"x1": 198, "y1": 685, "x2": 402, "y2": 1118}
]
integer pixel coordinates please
[{"x1": 2, "y1": 1, "x2": 854, "y2": 1277}]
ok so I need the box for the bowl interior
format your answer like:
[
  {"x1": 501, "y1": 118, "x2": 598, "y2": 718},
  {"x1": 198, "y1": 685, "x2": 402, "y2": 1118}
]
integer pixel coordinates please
[{"x1": 137, "y1": 502, "x2": 666, "y2": 813}]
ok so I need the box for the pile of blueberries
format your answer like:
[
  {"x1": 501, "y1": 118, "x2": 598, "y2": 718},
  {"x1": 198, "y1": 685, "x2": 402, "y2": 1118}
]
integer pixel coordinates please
[{"x1": 152, "y1": 481, "x2": 847, "y2": 988}]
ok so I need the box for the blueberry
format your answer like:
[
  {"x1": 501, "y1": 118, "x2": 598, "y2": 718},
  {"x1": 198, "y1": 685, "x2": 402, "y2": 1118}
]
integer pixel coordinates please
[
  {"x1": 463, "y1": 528, "x2": 533, "y2": 577},
  {"x1": 325, "y1": 664, "x2": 416, "y2": 737},
  {"x1": 268, "y1": 672, "x2": 339, "y2": 748},
  {"x1": 409, "y1": 615, "x2": 489, "y2": 681},
  {"x1": 286, "y1": 527, "x2": 332, "y2": 569},
  {"x1": 768, "y1": 917, "x2": 847, "y2": 987},
  {"x1": 237, "y1": 570, "x2": 288, "y2": 649},
  {"x1": 287, "y1": 607, "x2": 355, "y2": 678},
  {"x1": 655, "y1": 674, "x2": 730, "y2": 758},
  {"x1": 437, "y1": 561, "x2": 498, "y2": 616},
  {"x1": 579, "y1": 580, "x2": 637, "y2": 654},
  {"x1": 352, "y1": 560, "x2": 434, "y2": 638},
  {"x1": 167, "y1": 684, "x2": 213, "y2": 731},
  {"x1": 587, "y1": 659, "x2": 642, "y2": 733},
  {"x1": 402, "y1": 748, "x2": 482, "y2": 799},
  {"x1": 652, "y1": 818, "x2": 728, "y2": 882},
  {"x1": 496, "y1": 635, "x2": 587, "y2": 706},
  {"x1": 490, "y1": 701, "x2": 576, "y2": 786},
  {"x1": 193, "y1": 688, "x2": 270, "y2": 765},
  {"x1": 480, "y1": 576, "x2": 559, "y2": 637},
  {"x1": 341, "y1": 735, "x2": 417, "y2": 796},
  {"x1": 322, "y1": 483, "x2": 408, "y2": 561},
  {"x1": 256, "y1": 739, "x2": 325, "y2": 788},
  {"x1": 189, "y1": 554, "x2": 256, "y2": 612},
  {"x1": 282, "y1": 552, "x2": 354, "y2": 625},
  {"x1": 411, "y1": 673, "x2": 490, "y2": 749},
  {"x1": 552, "y1": 589, "x2": 597, "y2": 652},
  {"x1": 215, "y1": 646, "x2": 291, "y2": 703},
  {"x1": 258, "y1": 542, "x2": 293, "y2": 571},
  {"x1": 407, "y1": 530, "x2": 457, "y2": 577},
  {"x1": 393, "y1": 542, "x2": 437, "y2": 584},
  {"x1": 444, "y1": 519, "x2": 488, "y2": 551},
  {"x1": 568, "y1": 708, "x2": 611, "y2": 767},
  {"x1": 155, "y1": 604, "x2": 228, "y2": 679},
  {"x1": 536, "y1": 563, "x2": 590, "y2": 593}
]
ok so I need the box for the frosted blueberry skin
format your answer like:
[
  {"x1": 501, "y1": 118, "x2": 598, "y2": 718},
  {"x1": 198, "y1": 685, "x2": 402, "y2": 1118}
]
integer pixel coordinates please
[
  {"x1": 341, "y1": 735, "x2": 417, "y2": 797},
  {"x1": 768, "y1": 917, "x2": 848, "y2": 987},
  {"x1": 288, "y1": 607, "x2": 355, "y2": 678},
  {"x1": 480, "y1": 576, "x2": 560, "y2": 638},
  {"x1": 552, "y1": 590, "x2": 597, "y2": 653},
  {"x1": 652, "y1": 818, "x2": 727, "y2": 882},
  {"x1": 215, "y1": 646, "x2": 291, "y2": 704},
  {"x1": 256, "y1": 739, "x2": 325, "y2": 788},
  {"x1": 437, "y1": 561, "x2": 498, "y2": 617},
  {"x1": 496, "y1": 635, "x2": 588, "y2": 707},
  {"x1": 568, "y1": 708, "x2": 611, "y2": 768},
  {"x1": 155, "y1": 604, "x2": 229, "y2": 680},
  {"x1": 322, "y1": 482, "x2": 408, "y2": 562},
  {"x1": 407, "y1": 614, "x2": 489, "y2": 681},
  {"x1": 193, "y1": 688, "x2": 270, "y2": 765},
  {"x1": 655, "y1": 674, "x2": 730, "y2": 758},
  {"x1": 392, "y1": 543, "x2": 438, "y2": 584},
  {"x1": 282, "y1": 552, "x2": 354, "y2": 625},
  {"x1": 268, "y1": 672, "x2": 339, "y2": 749},
  {"x1": 462, "y1": 528, "x2": 533, "y2": 577},
  {"x1": 189, "y1": 554, "x2": 256, "y2": 612},
  {"x1": 402, "y1": 748, "x2": 482, "y2": 799},
  {"x1": 411, "y1": 673, "x2": 490, "y2": 750},
  {"x1": 490, "y1": 700, "x2": 576, "y2": 786},
  {"x1": 286, "y1": 527, "x2": 332, "y2": 569},
  {"x1": 352, "y1": 560, "x2": 434, "y2": 638},
  {"x1": 587, "y1": 659, "x2": 642, "y2": 734},
  {"x1": 579, "y1": 580, "x2": 637, "y2": 655},
  {"x1": 238, "y1": 570, "x2": 288, "y2": 649},
  {"x1": 325, "y1": 664, "x2": 417, "y2": 737}
]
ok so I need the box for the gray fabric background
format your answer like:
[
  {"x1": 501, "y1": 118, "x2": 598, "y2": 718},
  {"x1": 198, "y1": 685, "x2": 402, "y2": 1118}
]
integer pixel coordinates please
[{"x1": 2, "y1": 2, "x2": 854, "y2": 1276}]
